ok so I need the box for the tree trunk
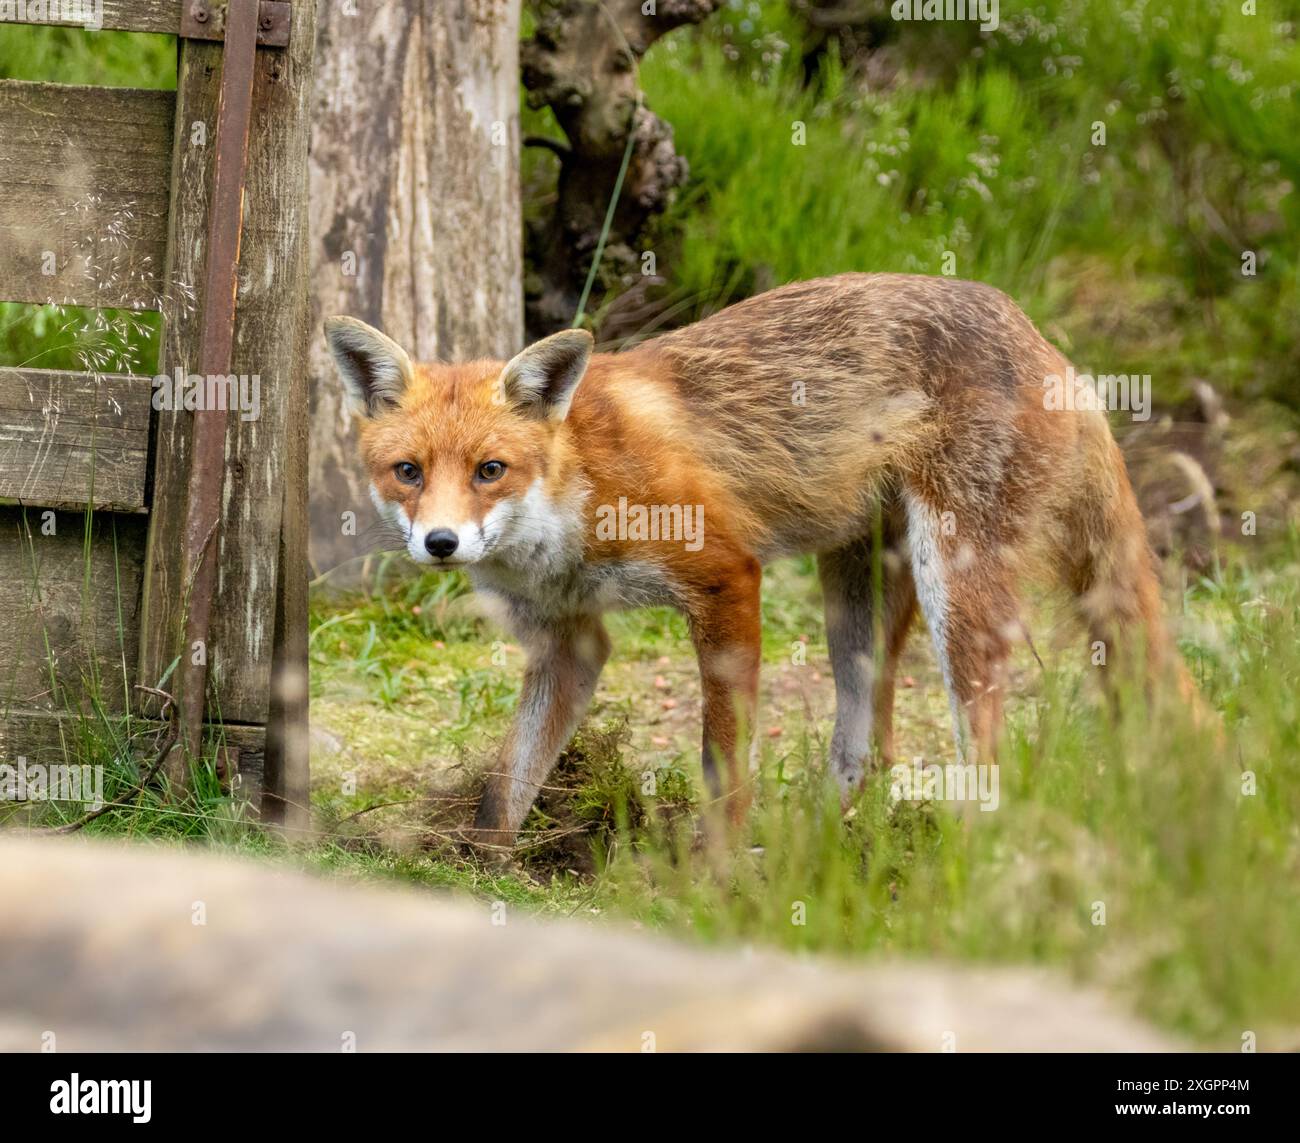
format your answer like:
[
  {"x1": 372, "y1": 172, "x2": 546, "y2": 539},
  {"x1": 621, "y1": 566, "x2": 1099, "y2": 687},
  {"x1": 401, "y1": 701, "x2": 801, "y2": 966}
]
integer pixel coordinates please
[
  {"x1": 522, "y1": 0, "x2": 721, "y2": 338},
  {"x1": 308, "y1": 0, "x2": 524, "y2": 577}
]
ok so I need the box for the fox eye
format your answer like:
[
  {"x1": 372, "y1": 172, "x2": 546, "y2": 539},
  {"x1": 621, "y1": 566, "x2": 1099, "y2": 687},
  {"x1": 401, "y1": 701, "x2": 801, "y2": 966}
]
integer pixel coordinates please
[
  {"x1": 394, "y1": 461, "x2": 421, "y2": 485},
  {"x1": 476, "y1": 460, "x2": 507, "y2": 482}
]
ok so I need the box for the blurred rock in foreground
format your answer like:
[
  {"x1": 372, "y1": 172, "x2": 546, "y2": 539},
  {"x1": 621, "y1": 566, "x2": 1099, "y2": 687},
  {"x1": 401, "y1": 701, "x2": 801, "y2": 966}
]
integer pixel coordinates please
[{"x1": 0, "y1": 838, "x2": 1175, "y2": 1052}]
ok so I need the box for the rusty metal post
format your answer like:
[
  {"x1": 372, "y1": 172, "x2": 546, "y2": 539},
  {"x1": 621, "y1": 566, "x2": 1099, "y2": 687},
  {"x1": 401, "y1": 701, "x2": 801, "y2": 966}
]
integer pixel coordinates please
[{"x1": 172, "y1": 0, "x2": 261, "y2": 779}]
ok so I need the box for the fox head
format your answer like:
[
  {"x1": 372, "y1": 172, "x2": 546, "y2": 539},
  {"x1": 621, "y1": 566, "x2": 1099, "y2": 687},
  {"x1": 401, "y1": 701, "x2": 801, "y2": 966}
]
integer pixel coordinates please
[{"x1": 324, "y1": 317, "x2": 593, "y2": 567}]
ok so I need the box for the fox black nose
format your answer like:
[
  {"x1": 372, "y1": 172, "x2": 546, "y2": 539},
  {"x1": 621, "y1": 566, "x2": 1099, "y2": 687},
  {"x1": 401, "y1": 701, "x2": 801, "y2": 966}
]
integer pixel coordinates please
[{"x1": 425, "y1": 529, "x2": 459, "y2": 559}]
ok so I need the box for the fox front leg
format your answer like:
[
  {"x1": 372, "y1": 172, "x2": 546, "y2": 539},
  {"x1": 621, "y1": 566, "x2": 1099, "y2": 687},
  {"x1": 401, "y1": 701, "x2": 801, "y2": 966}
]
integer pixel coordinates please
[
  {"x1": 688, "y1": 558, "x2": 762, "y2": 827},
  {"x1": 470, "y1": 615, "x2": 610, "y2": 855}
]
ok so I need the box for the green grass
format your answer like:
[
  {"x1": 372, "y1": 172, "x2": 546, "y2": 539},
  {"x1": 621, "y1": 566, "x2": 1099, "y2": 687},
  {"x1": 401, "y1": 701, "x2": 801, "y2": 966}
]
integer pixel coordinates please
[
  {"x1": 0, "y1": 26, "x2": 174, "y2": 88},
  {"x1": 0, "y1": 303, "x2": 161, "y2": 375},
  {"x1": 300, "y1": 530, "x2": 1300, "y2": 1046},
  {"x1": 0, "y1": 704, "x2": 256, "y2": 844},
  {"x1": 621, "y1": 0, "x2": 1300, "y2": 408},
  {"x1": 14, "y1": 514, "x2": 1300, "y2": 1044}
]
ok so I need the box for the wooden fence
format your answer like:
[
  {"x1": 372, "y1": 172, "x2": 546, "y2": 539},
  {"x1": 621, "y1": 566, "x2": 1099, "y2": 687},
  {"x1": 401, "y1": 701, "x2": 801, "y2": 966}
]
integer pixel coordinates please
[{"x1": 0, "y1": 0, "x2": 316, "y2": 825}]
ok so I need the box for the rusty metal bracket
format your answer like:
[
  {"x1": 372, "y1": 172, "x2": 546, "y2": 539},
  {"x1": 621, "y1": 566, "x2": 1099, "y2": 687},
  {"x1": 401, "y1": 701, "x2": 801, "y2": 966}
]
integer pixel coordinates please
[
  {"x1": 181, "y1": 0, "x2": 290, "y2": 48},
  {"x1": 173, "y1": 0, "x2": 261, "y2": 774}
]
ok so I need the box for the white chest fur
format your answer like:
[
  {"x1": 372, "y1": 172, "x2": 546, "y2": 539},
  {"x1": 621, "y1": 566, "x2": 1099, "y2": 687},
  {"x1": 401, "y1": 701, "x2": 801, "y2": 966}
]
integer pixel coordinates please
[{"x1": 469, "y1": 554, "x2": 678, "y2": 625}]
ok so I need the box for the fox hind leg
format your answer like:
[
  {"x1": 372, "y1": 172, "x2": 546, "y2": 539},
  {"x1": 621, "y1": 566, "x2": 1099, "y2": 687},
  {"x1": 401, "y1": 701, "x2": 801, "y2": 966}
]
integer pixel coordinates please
[
  {"x1": 819, "y1": 535, "x2": 917, "y2": 801},
  {"x1": 905, "y1": 491, "x2": 1019, "y2": 763}
]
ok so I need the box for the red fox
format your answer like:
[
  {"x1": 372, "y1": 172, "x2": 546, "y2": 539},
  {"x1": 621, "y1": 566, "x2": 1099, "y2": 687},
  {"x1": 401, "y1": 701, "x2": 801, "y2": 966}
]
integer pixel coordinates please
[{"x1": 326, "y1": 274, "x2": 1195, "y2": 851}]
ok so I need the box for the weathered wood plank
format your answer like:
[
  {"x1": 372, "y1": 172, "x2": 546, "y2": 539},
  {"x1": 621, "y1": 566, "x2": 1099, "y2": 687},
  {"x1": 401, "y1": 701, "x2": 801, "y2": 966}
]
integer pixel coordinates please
[
  {"x1": 136, "y1": 37, "x2": 219, "y2": 725},
  {"x1": 0, "y1": 507, "x2": 145, "y2": 715},
  {"x1": 0, "y1": 367, "x2": 151, "y2": 510},
  {"x1": 0, "y1": 0, "x2": 181, "y2": 36},
  {"x1": 140, "y1": 0, "x2": 318, "y2": 728},
  {"x1": 0, "y1": 81, "x2": 174, "y2": 309},
  {"x1": 0, "y1": 709, "x2": 264, "y2": 809}
]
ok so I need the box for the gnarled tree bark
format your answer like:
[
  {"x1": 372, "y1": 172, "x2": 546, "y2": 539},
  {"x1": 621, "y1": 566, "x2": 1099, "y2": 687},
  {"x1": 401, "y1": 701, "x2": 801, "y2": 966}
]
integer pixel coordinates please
[{"x1": 522, "y1": 0, "x2": 721, "y2": 337}]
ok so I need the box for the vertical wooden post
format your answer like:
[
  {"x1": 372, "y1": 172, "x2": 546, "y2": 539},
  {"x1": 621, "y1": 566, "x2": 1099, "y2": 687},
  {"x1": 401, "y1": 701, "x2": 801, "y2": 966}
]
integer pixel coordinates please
[
  {"x1": 262, "y1": 482, "x2": 310, "y2": 833},
  {"x1": 138, "y1": 35, "x2": 220, "y2": 725},
  {"x1": 263, "y1": 335, "x2": 311, "y2": 834},
  {"x1": 141, "y1": 0, "x2": 318, "y2": 816},
  {"x1": 259, "y1": 0, "x2": 318, "y2": 832}
]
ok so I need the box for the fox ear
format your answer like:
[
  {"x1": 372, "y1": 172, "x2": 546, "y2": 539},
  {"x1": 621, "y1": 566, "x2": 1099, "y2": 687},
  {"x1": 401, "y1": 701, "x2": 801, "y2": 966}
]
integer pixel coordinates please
[
  {"x1": 497, "y1": 329, "x2": 593, "y2": 421},
  {"x1": 324, "y1": 316, "x2": 414, "y2": 417}
]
